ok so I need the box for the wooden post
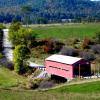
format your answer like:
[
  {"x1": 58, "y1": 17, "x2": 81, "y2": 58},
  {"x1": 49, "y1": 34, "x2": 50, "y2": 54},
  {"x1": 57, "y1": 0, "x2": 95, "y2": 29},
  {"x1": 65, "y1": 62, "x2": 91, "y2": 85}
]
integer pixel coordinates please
[
  {"x1": 94, "y1": 62, "x2": 95, "y2": 76},
  {"x1": 98, "y1": 63, "x2": 100, "y2": 75},
  {"x1": 79, "y1": 64, "x2": 80, "y2": 79},
  {"x1": 97, "y1": 63, "x2": 99, "y2": 77}
]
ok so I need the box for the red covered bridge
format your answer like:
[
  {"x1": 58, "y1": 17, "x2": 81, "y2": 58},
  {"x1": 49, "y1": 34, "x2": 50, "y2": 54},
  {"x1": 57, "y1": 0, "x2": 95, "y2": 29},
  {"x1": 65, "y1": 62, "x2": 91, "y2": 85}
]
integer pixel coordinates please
[{"x1": 45, "y1": 54, "x2": 91, "y2": 79}]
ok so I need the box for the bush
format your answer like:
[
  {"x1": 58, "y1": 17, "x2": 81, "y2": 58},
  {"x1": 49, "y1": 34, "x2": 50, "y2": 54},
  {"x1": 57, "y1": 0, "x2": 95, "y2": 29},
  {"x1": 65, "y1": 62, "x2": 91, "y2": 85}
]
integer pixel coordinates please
[
  {"x1": 0, "y1": 53, "x2": 4, "y2": 59},
  {"x1": 25, "y1": 80, "x2": 36, "y2": 89},
  {"x1": 0, "y1": 23, "x2": 6, "y2": 30},
  {"x1": 82, "y1": 37, "x2": 94, "y2": 49},
  {"x1": 91, "y1": 44, "x2": 100, "y2": 55},
  {"x1": 26, "y1": 78, "x2": 43, "y2": 89},
  {"x1": 60, "y1": 46, "x2": 79, "y2": 57},
  {"x1": 79, "y1": 51, "x2": 95, "y2": 61},
  {"x1": 94, "y1": 32, "x2": 100, "y2": 43},
  {"x1": 32, "y1": 69, "x2": 42, "y2": 77},
  {"x1": 14, "y1": 62, "x2": 21, "y2": 73},
  {"x1": 13, "y1": 45, "x2": 30, "y2": 74},
  {"x1": 24, "y1": 67, "x2": 36, "y2": 76},
  {"x1": 43, "y1": 38, "x2": 64, "y2": 54},
  {"x1": 66, "y1": 38, "x2": 80, "y2": 46},
  {"x1": 9, "y1": 22, "x2": 21, "y2": 32}
]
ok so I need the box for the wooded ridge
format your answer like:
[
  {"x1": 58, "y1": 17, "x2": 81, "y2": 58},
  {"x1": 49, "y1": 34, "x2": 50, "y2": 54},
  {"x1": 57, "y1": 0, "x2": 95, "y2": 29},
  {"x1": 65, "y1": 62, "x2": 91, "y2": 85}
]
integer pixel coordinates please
[{"x1": 0, "y1": 0, "x2": 100, "y2": 23}]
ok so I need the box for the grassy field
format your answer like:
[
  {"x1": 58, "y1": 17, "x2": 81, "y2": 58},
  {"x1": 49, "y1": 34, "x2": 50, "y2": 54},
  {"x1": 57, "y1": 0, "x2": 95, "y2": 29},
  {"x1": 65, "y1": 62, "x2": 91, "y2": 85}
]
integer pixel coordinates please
[
  {"x1": 51, "y1": 81, "x2": 100, "y2": 93},
  {"x1": 0, "y1": 23, "x2": 100, "y2": 100},
  {"x1": 0, "y1": 66, "x2": 100, "y2": 100},
  {"x1": 0, "y1": 89, "x2": 100, "y2": 100},
  {"x1": 0, "y1": 67, "x2": 27, "y2": 88},
  {"x1": 0, "y1": 81, "x2": 100, "y2": 100},
  {"x1": 32, "y1": 23, "x2": 100, "y2": 40}
]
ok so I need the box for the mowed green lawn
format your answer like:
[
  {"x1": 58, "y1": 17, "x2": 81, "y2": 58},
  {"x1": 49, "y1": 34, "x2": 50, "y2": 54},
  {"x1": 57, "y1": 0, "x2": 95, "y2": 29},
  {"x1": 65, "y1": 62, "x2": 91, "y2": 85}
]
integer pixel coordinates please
[
  {"x1": 32, "y1": 23, "x2": 100, "y2": 39},
  {"x1": 0, "y1": 67, "x2": 27, "y2": 88}
]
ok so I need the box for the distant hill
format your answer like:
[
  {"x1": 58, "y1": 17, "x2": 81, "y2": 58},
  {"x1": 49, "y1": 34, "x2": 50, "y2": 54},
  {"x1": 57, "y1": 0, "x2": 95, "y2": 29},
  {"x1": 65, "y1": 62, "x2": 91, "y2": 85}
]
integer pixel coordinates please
[{"x1": 0, "y1": 0, "x2": 100, "y2": 23}]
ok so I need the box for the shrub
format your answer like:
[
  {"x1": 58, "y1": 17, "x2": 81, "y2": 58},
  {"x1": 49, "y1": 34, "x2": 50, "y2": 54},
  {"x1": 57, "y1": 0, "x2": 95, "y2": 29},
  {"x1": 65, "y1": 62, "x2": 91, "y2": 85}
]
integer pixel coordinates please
[
  {"x1": 82, "y1": 37, "x2": 93, "y2": 49},
  {"x1": 79, "y1": 51, "x2": 95, "y2": 61},
  {"x1": 13, "y1": 45, "x2": 30, "y2": 74},
  {"x1": 32, "y1": 69, "x2": 42, "y2": 77},
  {"x1": 26, "y1": 78, "x2": 43, "y2": 89},
  {"x1": 94, "y1": 32, "x2": 100, "y2": 43},
  {"x1": 0, "y1": 53, "x2": 4, "y2": 59},
  {"x1": 32, "y1": 78, "x2": 43, "y2": 89},
  {"x1": 14, "y1": 62, "x2": 22, "y2": 73},
  {"x1": 60, "y1": 46, "x2": 79, "y2": 57},
  {"x1": 23, "y1": 66, "x2": 35, "y2": 77},
  {"x1": 31, "y1": 46, "x2": 45, "y2": 58},
  {"x1": 9, "y1": 22, "x2": 21, "y2": 33},
  {"x1": 67, "y1": 38, "x2": 80, "y2": 46},
  {"x1": 74, "y1": 43, "x2": 81, "y2": 49},
  {"x1": 25, "y1": 81, "x2": 35, "y2": 89},
  {"x1": 0, "y1": 23, "x2": 6, "y2": 30},
  {"x1": 91, "y1": 44, "x2": 100, "y2": 55},
  {"x1": 43, "y1": 38, "x2": 64, "y2": 54},
  {"x1": 72, "y1": 38, "x2": 80, "y2": 44}
]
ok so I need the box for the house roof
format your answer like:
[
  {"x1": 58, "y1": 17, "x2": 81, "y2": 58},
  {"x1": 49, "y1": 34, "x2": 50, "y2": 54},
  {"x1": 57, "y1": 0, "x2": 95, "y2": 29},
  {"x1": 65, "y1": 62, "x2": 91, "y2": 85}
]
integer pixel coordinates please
[{"x1": 46, "y1": 54, "x2": 82, "y2": 65}]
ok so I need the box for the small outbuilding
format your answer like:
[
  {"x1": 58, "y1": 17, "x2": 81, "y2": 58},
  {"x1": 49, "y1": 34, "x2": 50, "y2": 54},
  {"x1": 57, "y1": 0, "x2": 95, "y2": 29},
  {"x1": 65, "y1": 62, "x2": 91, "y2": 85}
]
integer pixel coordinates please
[{"x1": 45, "y1": 54, "x2": 91, "y2": 79}]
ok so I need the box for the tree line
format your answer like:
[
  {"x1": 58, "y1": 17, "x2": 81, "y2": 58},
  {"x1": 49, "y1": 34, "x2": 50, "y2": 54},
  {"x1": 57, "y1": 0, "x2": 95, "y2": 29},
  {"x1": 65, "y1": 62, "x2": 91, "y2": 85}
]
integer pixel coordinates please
[{"x1": 0, "y1": 0, "x2": 100, "y2": 23}]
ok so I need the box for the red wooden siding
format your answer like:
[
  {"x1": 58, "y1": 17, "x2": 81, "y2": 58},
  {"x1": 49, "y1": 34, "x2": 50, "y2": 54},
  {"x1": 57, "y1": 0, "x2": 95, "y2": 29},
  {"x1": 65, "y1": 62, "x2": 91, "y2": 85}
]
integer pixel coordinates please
[{"x1": 45, "y1": 60, "x2": 73, "y2": 79}]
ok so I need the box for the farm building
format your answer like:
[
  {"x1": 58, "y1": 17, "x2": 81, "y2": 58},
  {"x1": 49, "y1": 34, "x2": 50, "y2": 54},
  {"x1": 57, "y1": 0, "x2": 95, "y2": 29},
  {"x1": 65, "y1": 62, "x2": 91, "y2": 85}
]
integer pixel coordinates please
[{"x1": 45, "y1": 54, "x2": 91, "y2": 79}]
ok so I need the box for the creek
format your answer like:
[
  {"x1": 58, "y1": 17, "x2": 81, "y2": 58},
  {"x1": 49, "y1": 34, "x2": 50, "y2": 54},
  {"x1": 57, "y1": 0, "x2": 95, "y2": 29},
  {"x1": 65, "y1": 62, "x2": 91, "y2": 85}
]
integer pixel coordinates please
[{"x1": 3, "y1": 29, "x2": 13, "y2": 62}]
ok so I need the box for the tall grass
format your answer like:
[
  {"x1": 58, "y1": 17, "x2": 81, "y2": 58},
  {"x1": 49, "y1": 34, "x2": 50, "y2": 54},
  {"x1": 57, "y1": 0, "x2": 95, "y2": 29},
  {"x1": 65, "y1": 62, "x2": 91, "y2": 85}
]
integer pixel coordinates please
[
  {"x1": 0, "y1": 66, "x2": 100, "y2": 100},
  {"x1": 0, "y1": 67, "x2": 27, "y2": 88}
]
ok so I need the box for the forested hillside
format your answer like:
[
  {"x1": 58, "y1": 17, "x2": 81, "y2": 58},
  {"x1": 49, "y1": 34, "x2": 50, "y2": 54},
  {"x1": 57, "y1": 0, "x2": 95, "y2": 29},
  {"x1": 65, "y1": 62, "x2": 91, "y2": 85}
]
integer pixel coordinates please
[{"x1": 0, "y1": 0, "x2": 100, "y2": 23}]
